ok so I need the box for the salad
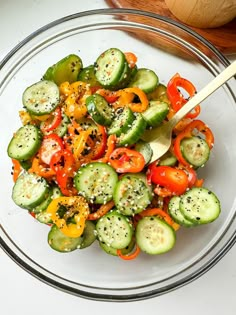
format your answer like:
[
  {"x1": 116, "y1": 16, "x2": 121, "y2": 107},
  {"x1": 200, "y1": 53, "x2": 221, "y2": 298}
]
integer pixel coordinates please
[{"x1": 7, "y1": 48, "x2": 221, "y2": 259}]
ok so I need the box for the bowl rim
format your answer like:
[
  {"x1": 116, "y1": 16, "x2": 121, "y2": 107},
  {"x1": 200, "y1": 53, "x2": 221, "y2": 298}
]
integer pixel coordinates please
[{"x1": 0, "y1": 8, "x2": 235, "y2": 302}]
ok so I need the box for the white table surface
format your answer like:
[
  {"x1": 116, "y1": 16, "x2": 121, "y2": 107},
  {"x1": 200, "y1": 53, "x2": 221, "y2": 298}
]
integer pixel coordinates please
[{"x1": 0, "y1": 1, "x2": 235, "y2": 314}]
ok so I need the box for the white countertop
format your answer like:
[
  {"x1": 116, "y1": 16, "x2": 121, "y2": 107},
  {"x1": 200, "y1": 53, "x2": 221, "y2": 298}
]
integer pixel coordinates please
[{"x1": 0, "y1": 1, "x2": 235, "y2": 314}]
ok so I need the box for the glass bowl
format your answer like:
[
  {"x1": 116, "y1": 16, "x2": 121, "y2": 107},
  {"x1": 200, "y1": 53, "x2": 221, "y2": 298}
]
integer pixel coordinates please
[{"x1": 0, "y1": 8, "x2": 236, "y2": 302}]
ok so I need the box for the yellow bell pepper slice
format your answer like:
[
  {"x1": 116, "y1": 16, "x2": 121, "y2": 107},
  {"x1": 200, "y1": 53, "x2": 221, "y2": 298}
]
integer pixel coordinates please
[
  {"x1": 62, "y1": 81, "x2": 91, "y2": 119},
  {"x1": 46, "y1": 196, "x2": 89, "y2": 238}
]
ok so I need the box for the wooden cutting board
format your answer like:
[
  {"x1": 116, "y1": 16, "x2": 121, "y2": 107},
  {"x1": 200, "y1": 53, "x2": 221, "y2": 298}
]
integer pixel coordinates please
[{"x1": 107, "y1": 0, "x2": 236, "y2": 54}]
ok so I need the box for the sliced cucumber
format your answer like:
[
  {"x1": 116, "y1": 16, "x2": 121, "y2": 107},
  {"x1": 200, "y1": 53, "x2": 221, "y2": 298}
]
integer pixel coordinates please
[
  {"x1": 32, "y1": 189, "x2": 53, "y2": 214},
  {"x1": 19, "y1": 159, "x2": 32, "y2": 170},
  {"x1": 147, "y1": 83, "x2": 169, "y2": 103},
  {"x1": 108, "y1": 107, "x2": 135, "y2": 136},
  {"x1": 77, "y1": 65, "x2": 100, "y2": 87},
  {"x1": 129, "y1": 68, "x2": 159, "y2": 93},
  {"x1": 159, "y1": 151, "x2": 177, "y2": 166},
  {"x1": 179, "y1": 187, "x2": 221, "y2": 224},
  {"x1": 168, "y1": 196, "x2": 195, "y2": 227},
  {"x1": 12, "y1": 173, "x2": 49, "y2": 210},
  {"x1": 181, "y1": 136, "x2": 210, "y2": 168},
  {"x1": 22, "y1": 80, "x2": 60, "y2": 116},
  {"x1": 94, "y1": 48, "x2": 126, "y2": 89},
  {"x1": 113, "y1": 175, "x2": 151, "y2": 215},
  {"x1": 48, "y1": 224, "x2": 84, "y2": 252},
  {"x1": 8, "y1": 124, "x2": 42, "y2": 160},
  {"x1": 134, "y1": 140, "x2": 153, "y2": 165},
  {"x1": 118, "y1": 113, "x2": 147, "y2": 146},
  {"x1": 122, "y1": 172, "x2": 153, "y2": 199},
  {"x1": 36, "y1": 211, "x2": 53, "y2": 225},
  {"x1": 74, "y1": 162, "x2": 118, "y2": 204},
  {"x1": 142, "y1": 101, "x2": 169, "y2": 127},
  {"x1": 136, "y1": 216, "x2": 176, "y2": 255},
  {"x1": 99, "y1": 237, "x2": 135, "y2": 256},
  {"x1": 96, "y1": 210, "x2": 133, "y2": 249},
  {"x1": 35, "y1": 186, "x2": 62, "y2": 224},
  {"x1": 80, "y1": 221, "x2": 97, "y2": 249},
  {"x1": 43, "y1": 54, "x2": 83, "y2": 85},
  {"x1": 112, "y1": 60, "x2": 132, "y2": 90},
  {"x1": 86, "y1": 94, "x2": 114, "y2": 126},
  {"x1": 99, "y1": 241, "x2": 118, "y2": 256}
]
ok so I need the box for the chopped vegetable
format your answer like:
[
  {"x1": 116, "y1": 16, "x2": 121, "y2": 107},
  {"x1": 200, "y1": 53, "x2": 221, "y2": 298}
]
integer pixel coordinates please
[{"x1": 7, "y1": 48, "x2": 221, "y2": 260}]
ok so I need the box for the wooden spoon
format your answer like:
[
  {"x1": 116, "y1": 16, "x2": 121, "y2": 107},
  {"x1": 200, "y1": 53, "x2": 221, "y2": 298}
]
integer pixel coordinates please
[{"x1": 142, "y1": 60, "x2": 236, "y2": 163}]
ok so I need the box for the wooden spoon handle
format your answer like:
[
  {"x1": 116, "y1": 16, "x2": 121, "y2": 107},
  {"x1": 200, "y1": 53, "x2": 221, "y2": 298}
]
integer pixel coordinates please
[{"x1": 170, "y1": 61, "x2": 236, "y2": 126}]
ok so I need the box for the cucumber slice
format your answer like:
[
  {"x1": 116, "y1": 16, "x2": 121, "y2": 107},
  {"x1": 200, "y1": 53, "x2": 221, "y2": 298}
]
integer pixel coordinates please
[
  {"x1": 32, "y1": 189, "x2": 53, "y2": 214},
  {"x1": 99, "y1": 237, "x2": 135, "y2": 256},
  {"x1": 168, "y1": 196, "x2": 195, "y2": 227},
  {"x1": 147, "y1": 83, "x2": 168, "y2": 102},
  {"x1": 35, "y1": 186, "x2": 62, "y2": 224},
  {"x1": 159, "y1": 151, "x2": 177, "y2": 166},
  {"x1": 112, "y1": 60, "x2": 132, "y2": 90},
  {"x1": 129, "y1": 68, "x2": 159, "y2": 93},
  {"x1": 118, "y1": 113, "x2": 147, "y2": 146},
  {"x1": 96, "y1": 210, "x2": 133, "y2": 249},
  {"x1": 12, "y1": 173, "x2": 49, "y2": 210},
  {"x1": 122, "y1": 172, "x2": 153, "y2": 199},
  {"x1": 80, "y1": 221, "x2": 97, "y2": 249},
  {"x1": 8, "y1": 124, "x2": 42, "y2": 160},
  {"x1": 77, "y1": 65, "x2": 100, "y2": 87},
  {"x1": 86, "y1": 94, "x2": 114, "y2": 126},
  {"x1": 142, "y1": 101, "x2": 169, "y2": 127},
  {"x1": 48, "y1": 224, "x2": 84, "y2": 252},
  {"x1": 22, "y1": 80, "x2": 60, "y2": 115},
  {"x1": 99, "y1": 241, "x2": 118, "y2": 256},
  {"x1": 108, "y1": 107, "x2": 135, "y2": 136},
  {"x1": 94, "y1": 48, "x2": 126, "y2": 89},
  {"x1": 136, "y1": 216, "x2": 176, "y2": 255},
  {"x1": 35, "y1": 211, "x2": 53, "y2": 225},
  {"x1": 113, "y1": 175, "x2": 151, "y2": 215},
  {"x1": 181, "y1": 136, "x2": 210, "y2": 168},
  {"x1": 43, "y1": 54, "x2": 83, "y2": 85},
  {"x1": 179, "y1": 187, "x2": 221, "y2": 224},
  {"x1": 74, "y1": 162, "x2": 118, "y2": 204},
  {"x1": 134, "y1": 140, "x2": 153, "y2": 165}
]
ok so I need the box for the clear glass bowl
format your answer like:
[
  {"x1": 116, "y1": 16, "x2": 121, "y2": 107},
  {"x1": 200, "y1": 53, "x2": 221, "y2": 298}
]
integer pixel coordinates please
[{"x1": 0, "y1": 9, "x2": 236, "y2": 301}]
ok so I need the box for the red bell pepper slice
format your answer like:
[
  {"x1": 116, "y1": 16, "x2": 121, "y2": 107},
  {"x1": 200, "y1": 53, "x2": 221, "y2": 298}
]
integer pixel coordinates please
[
  {"x1": 50, "y1": 148, "x2": 75, "y2": 176},
  {"x1": 173, "y1": 119, "x2": 214, "y2": 167},
  {"x1": 91, "y1": 125, "x2": 108, "y2": 160},
  {"x1": 39, "y1": 133, "x2": 64, "y2": 165},
  {"x1": 108, "y1": 148, "x2": 145, "y2": 173},
  {"x1": 40, "y1": 107, "x2": 62, "y2": 133},
  {"x1": 56, "y1": 170, "x2": 78, "y2": 196},
  {"x1": 167, "y1": 73, "x2": 201, "y2": 119},
  {"x1": 149, "y1": 165, "x2": 189, "y2": 196}
]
